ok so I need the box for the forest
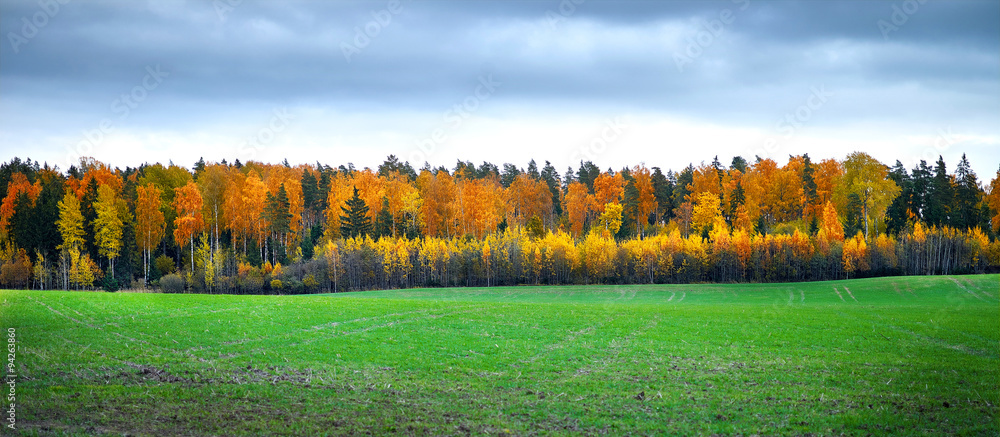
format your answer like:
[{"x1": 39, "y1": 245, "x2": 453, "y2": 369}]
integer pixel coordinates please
[{"x1": 1, "y1": 152, "x2": 998, "y2": 293}]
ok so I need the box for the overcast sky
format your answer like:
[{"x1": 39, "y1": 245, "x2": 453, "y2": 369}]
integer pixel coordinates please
[{"x1": 1, "y1": 0, "x2": 998, "y2": 179}]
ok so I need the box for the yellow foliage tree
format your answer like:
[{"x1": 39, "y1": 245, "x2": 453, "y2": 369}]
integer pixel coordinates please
[
  {"x1": 594, "y1": 203, "x2": 623, "y2": 238},
  {"x1": 93, "y1": 184, "x2": 126, "y2": 276},
  {"x1": 842, "y1": 232, "x2": 868, "y2": 278},
  {"x1": 691, "y1": 191, "x2": 721, "y2": 237}
]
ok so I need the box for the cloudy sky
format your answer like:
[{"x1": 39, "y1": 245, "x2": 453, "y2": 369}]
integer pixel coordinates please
[{"x1": 1, "y1": 0, "x2": 998, "y2": 178}]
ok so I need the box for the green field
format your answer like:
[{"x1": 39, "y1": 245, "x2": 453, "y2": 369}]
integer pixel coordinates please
[{"x1": 3, "y1": 275, "x2": 999, "y2": 435}]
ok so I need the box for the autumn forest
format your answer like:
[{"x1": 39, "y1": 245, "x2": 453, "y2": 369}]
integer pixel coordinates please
[{"x1": 1, "y1": 152, "x2": 998, "y2": 293}]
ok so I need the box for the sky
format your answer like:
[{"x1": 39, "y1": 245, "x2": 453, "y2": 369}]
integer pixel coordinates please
[{"x1": 1, "y1": 0, "x2": 998, "y2": 180}]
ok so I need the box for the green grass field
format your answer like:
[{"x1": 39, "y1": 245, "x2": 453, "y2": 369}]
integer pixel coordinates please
[{"x1": 3, "y1": 275, "x2": 998, "y2": 435}]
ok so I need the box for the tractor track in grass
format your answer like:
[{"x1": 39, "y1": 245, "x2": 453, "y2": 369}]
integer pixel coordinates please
[
  {"x1": 834, "y1": 311, "x2": 997, "y2": 359},
  {"x1": 186, "y1": 304, "x2": 476, "y2": 353},
  {"x1": 949, "y1": 278, "x2": 987, "y2": 301},
  {"x1": 843, "y1": 287, "x2": 859, "y2": 302},
  {"x1": 32, "y1": 294, "x2": 485, "y2": 365},
  {"x1": 517, "y1": 316, "x2": 621, "y2": 365},
  {"x1": 206, "y1": 305, "x2": 489, "y2": 361},
  {"x1": 565, "y1": 315, "x2": 661, "y2": 381},
  {"x1": 832, "y1": 287, "x2": 845, "y2": 302}
]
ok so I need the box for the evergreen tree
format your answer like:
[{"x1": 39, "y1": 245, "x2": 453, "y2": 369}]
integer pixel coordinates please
[
  {"x1": 730, "y1": 156, "x2": 748, "y2": 173},
  {"x1": 263, "y1": 184, "x2": 292, "y2": 261},
  {"x1": 844, "y1": 193, "x2": 864, "y2": 237},
  {"x1": 563, "y1": 166, "x2": 576, "y2": 189},
  {"x1": 673, "y1": 164, "x2": 695, "y2": 210},
  {"x1": 526, "y1": 160, "x2": 540, "y2": 180},
  {"x1": 540, "y1": 161, "x2": 561, "y2": 217},
  {"x1": 926, "y1": 156, "x2": 954, "y2": 226},
  {"x1": 500, "y1": 163, "x2": 521, "y2": 188},
  {"x1": 576, "y1": 161, "x2": 601, "y2": 193},
  {"x1": 952, "y1": 153, "x2": 983, "y2": 229},
  {"x1": 301, "y1": 170, "x2": 319, "y2": 221},
  {"x1": 375, "y1": 197, "x2": 393, "y2": 239},
  {"x1": 802, "y1": 153, "x2": 817, "y2": 208},
  {"x1": 477, "y1": 162, "x2": 499, "y2": 180},
  {"x1": 621, "y1": 170, "x2": 639, "y2": 237},
  {"x1": 885, "y1": 160, "x2": 911, "y2": 235},
  {"x1": 339, "y1": 187, "x2": 371, "y2": 239},
  {"x1": 651, "y1": 167, "x2": 673, "y2": 222},
  {"x1": 909, "y1": 160, "x2": 932, "y2": 221},
  {"x1": 729, "y1": 182, "x2": 746, "y2": 226},
  {"x1": 80, "y1": 177, "x2": 100, "y2": 257}
]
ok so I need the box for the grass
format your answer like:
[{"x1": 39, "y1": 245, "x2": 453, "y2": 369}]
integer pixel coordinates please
[{"x1": 2, "y1": 275, "x2": 998, "y2": 435}]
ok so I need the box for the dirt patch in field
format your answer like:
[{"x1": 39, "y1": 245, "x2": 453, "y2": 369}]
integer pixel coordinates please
[{"x1": 108, "y1": 361, "x2": 335, "y2": 387}]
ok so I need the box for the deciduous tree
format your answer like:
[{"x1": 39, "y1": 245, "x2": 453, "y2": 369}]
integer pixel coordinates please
[{"x1": 173, "y1": 180, "x2": 204, "y2": 272}]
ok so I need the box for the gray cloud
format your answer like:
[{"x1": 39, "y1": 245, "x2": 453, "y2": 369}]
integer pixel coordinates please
[{"x1": 1, "y1": 0, "x2": 997, "y2": 174}]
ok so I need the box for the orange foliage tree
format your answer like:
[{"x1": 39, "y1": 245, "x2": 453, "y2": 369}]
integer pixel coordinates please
[{"x1": 173, "y1": 181, "x2": 204, "y2": 272}]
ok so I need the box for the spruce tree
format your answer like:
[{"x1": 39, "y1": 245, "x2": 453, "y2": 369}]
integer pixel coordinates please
[
  {"x1": 339, "y1": 187, "x2": 371, "y2": 239},
  {"x1": 926, "y1": 156, "x2": 954, "y2": 227},
  {"x1": 953, "y1": 154, "x2": 982, "y2": 229},
  {"x1": 374, "y1": 197, "x2": 393, "y2": 239}
]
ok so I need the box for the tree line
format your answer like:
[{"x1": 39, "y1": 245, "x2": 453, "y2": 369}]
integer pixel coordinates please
[{"x1": 0, "y1": 152, "x2": 997, "y2": 292}]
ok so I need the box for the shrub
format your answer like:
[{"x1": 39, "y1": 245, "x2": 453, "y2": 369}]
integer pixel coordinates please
[
  {"x1": 239, "y1": 274, "x2": 264, "y2": 294},
  {"x1": 160, "y1": 274, "x2": 185, "y2": 293},
  {"x1": 270, "y1": 279, "x2": 283, "y2": 292},
  {"x1": 285, "y1": 278, "x2": 304, "y2": 294},
  {"x1": 102, "y1": 274, "x2": 119, "y2": 292},
  {"x1": 302, "y1": 274, "x2": 319, "y2": 291},
  {"x1": 155, "y1": 255, "x2": 176, "y2": 275}
]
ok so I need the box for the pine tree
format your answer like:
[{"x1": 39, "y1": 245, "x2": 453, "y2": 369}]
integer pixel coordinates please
[{"x1": 339, "y1": 187, "x2": 371, "y2": 239}]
